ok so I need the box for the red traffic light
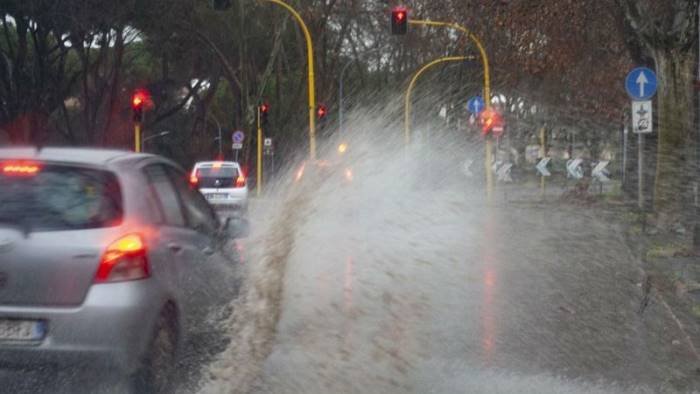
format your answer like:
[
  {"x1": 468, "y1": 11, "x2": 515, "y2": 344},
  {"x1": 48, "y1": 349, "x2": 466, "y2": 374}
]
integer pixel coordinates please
[
  {"x1": 131, "y1": 89, "x2": 151, "y2": 122},
  {"x1": 316, "y1": 104, "x2": 327, "y2": 119},
  {"x1": 131, "y1": 89, "x2": 150, "y2": 110},
  {"x1": 260, "y1": 103, "x2": 270, "y2": 114},
  {"x1": 391, "y1": 6, "x2": 408, "y2": 35},
  {"x1": 480, "y1": 109, "x2": 505, "y2": 136}
]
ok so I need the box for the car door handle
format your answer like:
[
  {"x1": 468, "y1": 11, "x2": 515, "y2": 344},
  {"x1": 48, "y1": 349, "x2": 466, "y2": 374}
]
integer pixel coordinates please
[
  {"x1": 167, "y1": 243, "x2": 183, "y2": 254},
  {"x1": 202, "y1": 246, "x2": 215, "y2": 256}
]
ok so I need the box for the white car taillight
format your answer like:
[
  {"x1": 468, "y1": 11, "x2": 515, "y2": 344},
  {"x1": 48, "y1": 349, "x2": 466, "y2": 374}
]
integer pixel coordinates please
[
  {"x1": 95, "y1": 234, "x2": 149, "y2": 283},
  {"x1": 235, "y1": 176, "x2": 246, "y2": 188}
]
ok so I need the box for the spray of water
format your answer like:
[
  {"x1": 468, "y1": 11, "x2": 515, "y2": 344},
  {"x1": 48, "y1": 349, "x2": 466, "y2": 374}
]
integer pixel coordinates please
[{"x1": 195, "y1": 94, "x2": 698, "y2": 394}]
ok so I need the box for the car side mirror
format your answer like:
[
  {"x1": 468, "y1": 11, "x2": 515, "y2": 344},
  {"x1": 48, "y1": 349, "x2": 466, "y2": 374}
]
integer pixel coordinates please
[{"x1": 222, "y1": 216, "x2": 250, "y2": 239}]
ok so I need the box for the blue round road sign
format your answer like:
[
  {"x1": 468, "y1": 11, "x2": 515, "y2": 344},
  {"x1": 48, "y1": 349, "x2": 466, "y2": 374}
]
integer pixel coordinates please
[
  {"x1": 232, "y1": 130, "x2": 245, "y2": 143},
  {"x1": 625, "y1": 67, "x2": 657, "y2": 101},
  {"x1": 467, "y1": 96, "x2": 485, "y2": 114}
]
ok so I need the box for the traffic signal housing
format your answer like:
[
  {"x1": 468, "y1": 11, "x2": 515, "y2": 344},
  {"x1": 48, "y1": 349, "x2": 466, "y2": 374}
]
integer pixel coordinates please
[
  {"x1": 259, "y1": 102, "x2": 270, "y2": 124},
  {"x1": 316, "y1": 104, "x2": 327, "y2": 120},
  {"x1": 131, "y1": 89, "x2": 150, "y2": 122},
  {"x1": 479, "y1": 108, "x2": 505, "y2": 137},
  {"x1": 391, "y1": 6, "x2": 408, "y2": 35}
]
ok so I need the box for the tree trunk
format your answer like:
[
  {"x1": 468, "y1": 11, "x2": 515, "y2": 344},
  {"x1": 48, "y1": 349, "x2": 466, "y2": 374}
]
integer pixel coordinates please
[{"x1": 652, "y1": 48, "x2": 695, "y2": 224}]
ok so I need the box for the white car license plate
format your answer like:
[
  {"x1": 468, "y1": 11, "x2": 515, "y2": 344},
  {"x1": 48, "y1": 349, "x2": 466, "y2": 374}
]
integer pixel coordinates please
[
  {"x1": 207, "y1": 193, "x2": 228, "y2": 200},
  {"x1": 0, "y1": 319, "x2": 44, "y2": 341}
]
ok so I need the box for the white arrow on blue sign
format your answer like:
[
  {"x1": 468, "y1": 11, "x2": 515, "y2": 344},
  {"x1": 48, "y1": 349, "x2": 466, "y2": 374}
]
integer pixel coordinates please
[
  {"x1": 625, "y1": 67, "x2": 657, "y2": 101},
  {"x1": 232, "y1": 130, "x2": 245, "y2": 144},
  {"x1": 467, "y1": 96, "x2": 485, "y2": 114}
]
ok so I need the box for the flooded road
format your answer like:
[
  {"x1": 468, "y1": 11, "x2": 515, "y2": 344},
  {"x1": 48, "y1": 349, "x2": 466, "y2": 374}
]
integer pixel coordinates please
[{"x1": 247, "y1": 194, "x2": 699, "y2": 394}]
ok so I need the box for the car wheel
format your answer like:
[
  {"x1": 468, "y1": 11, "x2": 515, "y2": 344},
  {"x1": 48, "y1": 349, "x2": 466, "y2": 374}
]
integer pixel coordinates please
[{"x1": 131, "y1": 305, "x2": 179, "y2": 394}]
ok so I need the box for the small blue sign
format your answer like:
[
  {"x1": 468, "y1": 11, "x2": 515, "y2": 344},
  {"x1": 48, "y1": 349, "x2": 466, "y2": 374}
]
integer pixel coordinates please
[
  {"x1": 467, "y1": 96, "x2": 485, "y2": 114},
  {"x1": 232, "y1": 130, "x2": 245, "y2": 143},
  {"x1": 625, "y1": 67, "x2": 657, "y2": 101}
]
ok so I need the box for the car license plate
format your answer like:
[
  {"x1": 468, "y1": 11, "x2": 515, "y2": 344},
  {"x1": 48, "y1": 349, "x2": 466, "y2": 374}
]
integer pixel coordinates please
[
  {"x1": 207, "y1": 193, "x2": 228, "y2": 200},
  {"x1": 0, "y1": 319, "x2": 45, "y2": 341}
]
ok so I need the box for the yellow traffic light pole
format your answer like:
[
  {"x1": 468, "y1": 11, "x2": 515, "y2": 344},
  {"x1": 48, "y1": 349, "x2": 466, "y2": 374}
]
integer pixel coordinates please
[
  {"x1": 257, "y1": 106, "x2": 263, "y2": 196},
  {"x1": 408, "y1": 20, "x2": 491, "y2": 109},
  {"x1": 404, "y1": 56, "x2": 469, "y2": 145},
  {"x1": 134, "y1": 123, "x2": 141, "y2": 153},
  {"x1": 262, "y1": 0, "x2": 317, "y2": 160},
  {"x1": 408, "y1": 19, "x2": 493, "y2": 201},
  {"x1": 539, "y1": 126, "x2": 546, "y2": 198}
]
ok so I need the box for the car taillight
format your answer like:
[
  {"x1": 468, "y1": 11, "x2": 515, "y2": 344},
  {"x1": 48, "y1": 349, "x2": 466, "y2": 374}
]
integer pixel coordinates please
[
  {"x1": 189, "y1": 174, "x2": 199, "y2": 185},
  {"x1": 95, "y1": 234, "x2": 149, "y2": 283},
  {"x1": 1, "y1": 161, "x2": 41, "y2": 176},
  {"x1": 235, "y1": 176, "x2": 246, "y2": 187}
]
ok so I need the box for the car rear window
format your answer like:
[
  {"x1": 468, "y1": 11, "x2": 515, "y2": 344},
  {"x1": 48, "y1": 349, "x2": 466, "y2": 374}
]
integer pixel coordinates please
[
  {"x1": 195, "y1": 165, "x2": 239, "y2": 188},
  {"x1": 0, "y1": 162, "x2": 123, "y2": 231}
]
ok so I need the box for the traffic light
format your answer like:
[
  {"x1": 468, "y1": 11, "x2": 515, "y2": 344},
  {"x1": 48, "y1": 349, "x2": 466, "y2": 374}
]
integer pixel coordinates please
[
  {"x1": 479, "y1": 108, "x2": 505, "y2": 136},
  {"x1": 131, "y1": 89, "x2": 150, "y2": 122},
  {"x1": 391, "y1": 6, "x2": 408, "y2": 35},
  {"x1": 259, "y1": 102, "x2": 270, "y2": 124},
  {"x1": 316, "y1": 104, "x2": 327, "y2": 120}
]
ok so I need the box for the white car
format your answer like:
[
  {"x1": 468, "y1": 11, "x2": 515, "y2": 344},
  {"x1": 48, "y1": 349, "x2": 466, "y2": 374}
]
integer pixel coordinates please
[{"x1": 190, "y1": 161, "x2": 248, "y2": 217}]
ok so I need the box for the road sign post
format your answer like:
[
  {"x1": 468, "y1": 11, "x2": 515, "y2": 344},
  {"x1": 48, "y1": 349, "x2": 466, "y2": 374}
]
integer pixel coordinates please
[
  {"x1": 467, "y1": 96, "x2": 485, "y2": 115},
  {"x1": 626, "y1": 68, "x2": 658, "y2": 101},
  {"x1": 233, "y1": 130, "x2": 245, "y2": 144},
  {"x1": 263, "y1": 137, "x2": 274, "y2": 189},
  {"x1": 638, "y1": 131, "x2": 644, "y2": 210},
  {"x1": 622, "y1": 123, "x2": 628, "y2": 188},
  {"x1": 632, "y1": 101, "x2": 653, "y2": 134},
  {"x1": 231, "y1": 130, "x2": 244, "y2": 162},
  {"x1": 631, "y1": 101, "x2": 653, "y2": 209},
  {"x1": 626, "y1": 67, "x2": 657, "y2": 210}
]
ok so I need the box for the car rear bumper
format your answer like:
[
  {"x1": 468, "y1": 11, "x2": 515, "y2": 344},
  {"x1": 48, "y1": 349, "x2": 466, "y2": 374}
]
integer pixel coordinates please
[
  {"x1": 210, "y1": 199, "x2": 249, "y2": 215},
  {"x1": 0, "y1": 279, "x2": 165, "y2": 374}
]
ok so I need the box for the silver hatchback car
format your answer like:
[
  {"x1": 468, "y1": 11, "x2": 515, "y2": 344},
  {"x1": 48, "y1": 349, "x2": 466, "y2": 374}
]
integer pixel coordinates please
[{"x1": 0, "y1": 147, "x2": 241, "y2": 392}]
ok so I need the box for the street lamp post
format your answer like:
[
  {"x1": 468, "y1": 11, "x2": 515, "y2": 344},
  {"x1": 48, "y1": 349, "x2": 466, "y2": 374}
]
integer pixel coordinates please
[
  {"x1": 260, "y1": 0, "x2": 317, "y2": 160},
  {"x1": 209, "y1": 114, "x2": 223, "y2": 157},
  {"x1": 408, "y1": 20, "x2": 492, "y2": 106},
  {"x1": 141, "y1": 131, "x2": 171, "y2": 152},
  {"x1": 404, "y1": 56, "x2": 469, "y2": 146}
]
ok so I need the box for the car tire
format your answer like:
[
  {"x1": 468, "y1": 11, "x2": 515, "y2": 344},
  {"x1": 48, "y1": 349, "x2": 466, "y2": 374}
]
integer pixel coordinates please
[{"x1": 131, "y1": 305, "x2": 179, "y2": 394}]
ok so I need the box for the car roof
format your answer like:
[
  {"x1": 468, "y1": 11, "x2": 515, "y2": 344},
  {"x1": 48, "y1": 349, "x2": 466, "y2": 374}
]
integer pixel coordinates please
[{"x1": 0, "y1": 146, "x2": 153, "y2": 167}]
